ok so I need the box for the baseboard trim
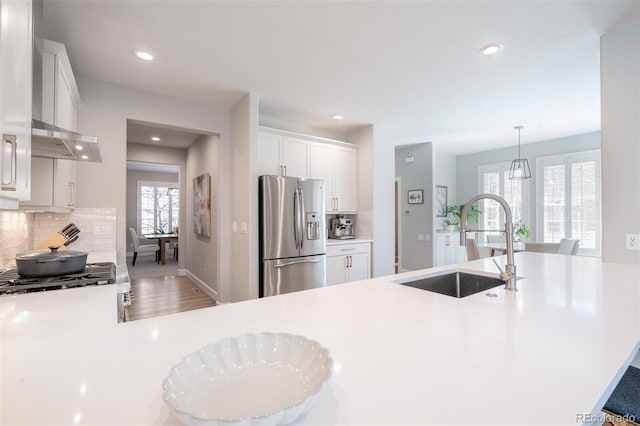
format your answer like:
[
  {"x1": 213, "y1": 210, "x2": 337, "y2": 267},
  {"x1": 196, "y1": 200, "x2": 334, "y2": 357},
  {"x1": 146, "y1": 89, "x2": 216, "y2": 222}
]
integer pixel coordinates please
[{"x1": 185, "y1": 270, "x2": 218, "y2": 302}]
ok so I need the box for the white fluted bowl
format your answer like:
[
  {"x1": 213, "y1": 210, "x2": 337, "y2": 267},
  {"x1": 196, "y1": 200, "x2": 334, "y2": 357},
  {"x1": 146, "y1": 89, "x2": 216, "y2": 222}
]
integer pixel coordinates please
[{"x1": 162, "y1": 332, "x2": 333, "y2": 426}]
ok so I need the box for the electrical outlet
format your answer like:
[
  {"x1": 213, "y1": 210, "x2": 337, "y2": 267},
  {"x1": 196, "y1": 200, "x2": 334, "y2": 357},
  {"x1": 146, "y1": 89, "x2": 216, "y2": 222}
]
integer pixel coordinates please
[{"x1": 626, "y1": 234, "x2": 640, "y2": 251}]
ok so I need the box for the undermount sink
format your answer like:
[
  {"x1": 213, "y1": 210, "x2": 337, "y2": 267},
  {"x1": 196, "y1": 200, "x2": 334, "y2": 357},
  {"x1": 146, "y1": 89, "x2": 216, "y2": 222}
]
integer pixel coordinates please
[{"x1": 395, "y1": 271, "x2": 504, "y2": 298}]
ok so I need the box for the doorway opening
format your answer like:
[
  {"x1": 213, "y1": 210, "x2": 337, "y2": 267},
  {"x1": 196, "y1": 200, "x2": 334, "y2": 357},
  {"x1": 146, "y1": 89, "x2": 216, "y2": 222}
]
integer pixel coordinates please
[{"x1": 125, "y1": 119, "x2": 216, "y2": 321}]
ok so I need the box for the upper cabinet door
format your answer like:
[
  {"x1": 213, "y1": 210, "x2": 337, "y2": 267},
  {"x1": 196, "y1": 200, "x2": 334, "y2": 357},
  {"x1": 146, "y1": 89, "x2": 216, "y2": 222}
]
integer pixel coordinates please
[
  {"x1": 333, "y1": 146, "x2": 357, "y2": 212},
  {"x1": 0, "y1": 0, "x2": 32, "y2": 203},
  {"x1": 308, "y1": 143, "x2": 334, "y2": 211},
  {"x1": 257, "y1": 131, "x2": 282, "y2": 176},
  {"x1": 55, "y1": 61, "x2": 78, "y2": 131},
  {"x1": 280, "y1": 137, "x2": 308, "y2": 178}
]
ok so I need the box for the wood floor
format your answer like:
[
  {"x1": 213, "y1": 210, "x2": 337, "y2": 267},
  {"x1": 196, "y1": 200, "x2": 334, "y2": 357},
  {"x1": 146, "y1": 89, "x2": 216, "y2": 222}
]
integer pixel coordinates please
[{"x1": 126, "y1": 275, "x2": 216, "y2": 321}]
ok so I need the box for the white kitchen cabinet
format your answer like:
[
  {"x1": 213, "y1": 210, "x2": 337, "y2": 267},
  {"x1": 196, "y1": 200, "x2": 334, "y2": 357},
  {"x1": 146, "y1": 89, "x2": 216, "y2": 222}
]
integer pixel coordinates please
[
  {"x1": 309, "y1": 143, "x2": 357, "y2": 213},
  {"x1": 0, "y1": 0, "x2": 32, "y2": 206},
  {"x1": 326, "y1": 242, "x2": 371, "y2": 285},
  {"x1": 39, "y1": 38, "x2": 80, "y2": 131},
  {"x1": 257, "y1": 130, "x2": 308, "y2": 178},
  {"x1": 435, "y1": 233, "x2": 459, "y2": 266},
  {"x1": 20, "y1": 39, "x2": 78, "y2": 211},
  {"x1": 53, "y1": 159, "x2": 76, "y2": 207},
  {"x1": 21, "y1": 157, "x2": 75, "y2": 209}
]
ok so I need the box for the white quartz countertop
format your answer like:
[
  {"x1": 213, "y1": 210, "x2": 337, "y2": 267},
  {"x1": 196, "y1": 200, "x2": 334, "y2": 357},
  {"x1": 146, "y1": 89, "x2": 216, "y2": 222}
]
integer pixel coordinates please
[
  {"x1": 1, "y1": 253, "x2": 639, "y2": 425},
  {"x1": 326, "y1": 238, "x2": 372, "y2": 245}
]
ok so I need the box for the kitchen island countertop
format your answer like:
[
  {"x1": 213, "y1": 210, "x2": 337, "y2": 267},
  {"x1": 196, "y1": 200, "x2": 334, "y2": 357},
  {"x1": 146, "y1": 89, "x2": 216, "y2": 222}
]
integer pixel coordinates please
[{"x1": 1, "y1": 252, "x2": 639, "y2": 425}]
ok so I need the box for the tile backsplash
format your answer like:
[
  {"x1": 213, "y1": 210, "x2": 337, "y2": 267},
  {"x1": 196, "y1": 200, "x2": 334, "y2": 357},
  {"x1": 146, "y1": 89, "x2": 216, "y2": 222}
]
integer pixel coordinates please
[
  {"x1": 0, "y1": 211, "x2": 34, "y2": 269},
  {"x1": 0, "y1": 208, "x2": 116, "y2": 269},
  {"x1": 34, "y1": 208, "x2": 117, "y2": 253}
]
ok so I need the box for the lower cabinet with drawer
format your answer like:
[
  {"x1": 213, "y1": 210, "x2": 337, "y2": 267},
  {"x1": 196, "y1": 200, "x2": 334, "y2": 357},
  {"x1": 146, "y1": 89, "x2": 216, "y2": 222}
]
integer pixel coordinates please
[{"x1": 326, "y1": 242, "x2": 371, "y2": 286}]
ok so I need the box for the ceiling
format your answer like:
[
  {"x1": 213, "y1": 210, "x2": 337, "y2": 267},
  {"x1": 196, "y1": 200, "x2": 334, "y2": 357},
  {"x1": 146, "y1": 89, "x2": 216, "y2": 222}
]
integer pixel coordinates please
[
  {"x1": 40, "y1": 1, "x2": 639, "y2": 154},
  {"x1": 127, "y1": 119, "x2": 205, "y2": 149}
]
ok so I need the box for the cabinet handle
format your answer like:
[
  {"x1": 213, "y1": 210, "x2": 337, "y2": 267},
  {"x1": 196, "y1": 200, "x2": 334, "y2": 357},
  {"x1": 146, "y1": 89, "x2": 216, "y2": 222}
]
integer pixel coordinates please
[
  {"x1": 336, "y1": 197, "x2": 339, "y2": 211},
  {"x1": 284, "y1": 165, "x2": 287, "y2": 176},
  {"x1": 2, "y1": 135, "x2": 17, "y2": 190},
  {"x1": 445, "y1": 236, "x2": 450, "y2": 246},
  {"x1": 344, "y1": 256, "x2": 349, "y2": 269},
  {"x1": 68, "y1": 182, "x2": 75, "y2": 206},
  {"x1": 349, "y1": 255, "x2": 352, "y2": 268}
]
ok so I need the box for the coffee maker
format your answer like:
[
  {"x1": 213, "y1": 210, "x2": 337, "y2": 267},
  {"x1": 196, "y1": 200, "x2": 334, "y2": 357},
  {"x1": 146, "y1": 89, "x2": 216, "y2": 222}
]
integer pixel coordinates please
[{"x1": 329, "y1": 216, "x2": 355, "y2": 239}]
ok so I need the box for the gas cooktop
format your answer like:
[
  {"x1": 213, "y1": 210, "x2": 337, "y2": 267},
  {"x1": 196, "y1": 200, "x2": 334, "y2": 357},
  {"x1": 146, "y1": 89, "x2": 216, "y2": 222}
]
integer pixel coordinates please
[{"x1": 0, "y1": 262, "x2": 116, "y2": 295}]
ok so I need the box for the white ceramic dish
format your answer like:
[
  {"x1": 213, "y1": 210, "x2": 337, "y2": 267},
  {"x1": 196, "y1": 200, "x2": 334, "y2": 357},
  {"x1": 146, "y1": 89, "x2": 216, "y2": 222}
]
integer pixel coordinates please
[{"x1": 162, "y1": 332, "x2": 333, "y2": 426}]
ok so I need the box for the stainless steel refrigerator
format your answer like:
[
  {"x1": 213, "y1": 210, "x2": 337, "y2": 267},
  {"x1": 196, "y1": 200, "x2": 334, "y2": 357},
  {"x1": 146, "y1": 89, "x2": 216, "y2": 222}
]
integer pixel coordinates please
[{"x1": 259, "y1": 175, "x2": 326, "y2": 297}]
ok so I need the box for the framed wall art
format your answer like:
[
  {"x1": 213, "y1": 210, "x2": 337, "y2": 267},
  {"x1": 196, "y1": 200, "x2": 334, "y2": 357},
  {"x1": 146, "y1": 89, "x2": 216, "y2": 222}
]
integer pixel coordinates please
[
  {"x1": 408, "y1": 189, "x2": 423, "y2": 205},
  {"x1": 435, "y1": 185, "x2": 448, "y2": 217},
  {"x1": 193, "y1": 173, "x2": 211, "y2": 237}
]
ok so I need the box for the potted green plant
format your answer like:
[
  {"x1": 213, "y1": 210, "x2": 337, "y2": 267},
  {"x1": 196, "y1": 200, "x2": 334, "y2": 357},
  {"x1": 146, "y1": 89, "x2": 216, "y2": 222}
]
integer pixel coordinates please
[
  {"x1": 443, "y1": 219, "x2": 458, "y2": 232},
  {"x1": 513, "y1": 221, "x2": 531, "y2": 242},
  {"x1": 445, "y1": 203, "x2": 481, "y2": 229}
]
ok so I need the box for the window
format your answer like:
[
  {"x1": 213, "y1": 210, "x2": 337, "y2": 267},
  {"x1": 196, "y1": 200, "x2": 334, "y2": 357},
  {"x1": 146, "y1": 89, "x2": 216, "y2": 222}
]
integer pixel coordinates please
[
  {"x1": 536, "y1": 150, "x2": 601, "y2": 256},
  {"x1": 138, "y1": 181, "x2": 179, "y2": 235},
  {"x1": 478, "y1": 162, "x2": 529, "y2": 232}
]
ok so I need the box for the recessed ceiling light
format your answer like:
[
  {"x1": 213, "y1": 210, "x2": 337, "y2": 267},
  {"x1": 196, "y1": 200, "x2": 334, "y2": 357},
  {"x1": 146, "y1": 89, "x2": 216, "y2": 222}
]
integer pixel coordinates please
[
  {"x1": 135, "y1": 50, "x2": 154, "y2": 61},
  {"x1": 479, "y1": 43, "x2": 503, "y2": 56},
  {"x1": 151, "y1": 136, "x2": 160, "y2": 142},
  {"x1": 75, "y1": 145, "x2": 83, "y2": 151},
  {"x1": 81, "y1": 155, "x2": 88, "y2": 160},
  {"x1": 331, "y1": 114, "x2": 343, "y2": 120}
]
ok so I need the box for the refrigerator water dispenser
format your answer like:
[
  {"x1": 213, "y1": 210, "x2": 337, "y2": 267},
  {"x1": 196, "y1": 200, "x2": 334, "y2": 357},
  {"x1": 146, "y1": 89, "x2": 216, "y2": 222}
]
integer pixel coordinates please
[{"x1": 306, "y1": 212, "x2": 321, "y2": 240}]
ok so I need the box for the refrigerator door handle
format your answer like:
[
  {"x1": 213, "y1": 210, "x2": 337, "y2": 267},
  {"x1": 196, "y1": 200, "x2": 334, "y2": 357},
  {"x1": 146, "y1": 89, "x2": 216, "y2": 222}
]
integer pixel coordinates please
[
  {"x1": 298, "y1": 187, "x2": 305, "y2": 250},
  {"x1": 274, "y1": 259, "x2": 322, "y2": 268},
  {"x1": 293, "y1": 188, "x2": 300, "y2": 249}
]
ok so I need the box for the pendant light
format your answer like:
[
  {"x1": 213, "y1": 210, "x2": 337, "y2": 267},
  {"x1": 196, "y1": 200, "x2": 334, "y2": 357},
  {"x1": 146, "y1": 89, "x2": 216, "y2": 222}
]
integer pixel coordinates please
[{"x1": 509, "y1": 125, "x2": 531, "y2": 180}]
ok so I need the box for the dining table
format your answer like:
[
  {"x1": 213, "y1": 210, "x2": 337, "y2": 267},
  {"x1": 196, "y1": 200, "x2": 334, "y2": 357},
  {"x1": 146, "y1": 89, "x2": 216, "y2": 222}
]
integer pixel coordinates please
[
  {"x1": 143, "y1": 233, "x2": 178, "y2": 264},
  {"x1": 483, "y1": 241, "x2": 526, "y2": 256}
]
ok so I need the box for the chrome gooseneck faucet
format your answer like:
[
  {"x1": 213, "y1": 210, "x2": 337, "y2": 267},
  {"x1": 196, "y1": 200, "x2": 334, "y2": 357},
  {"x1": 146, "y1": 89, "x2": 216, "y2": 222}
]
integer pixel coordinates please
[{"x1": 459, "y1": 194, "x2": 517, "y2": 291}]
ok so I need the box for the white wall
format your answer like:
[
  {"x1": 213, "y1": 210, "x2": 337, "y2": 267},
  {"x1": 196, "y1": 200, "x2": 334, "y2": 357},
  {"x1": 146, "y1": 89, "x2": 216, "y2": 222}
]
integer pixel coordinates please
[
  {"x1": 434, "y1": 151, "x2": 457, "y2": 230},
  {"x1": 347, "y1": 125, "x2": 373, "y2": 239},
  {"x1": 75, "y1": 77, "x2": 232, "y2": 268},
  {"x1": 601, "y1": 20, "x2": 640, "y2": 264},
  {"x1": 371, "y1": 126, "x2": 396, "y2": 277},
  {"x1": 455, "y1": 131, "x2": 600, "y2": 240},
  {"x1": 231, "y1": 93, "x2": 259, "y2": 302},
  {"x1": 186, "y1": 135, "x2": 220, "y2": 298},
  {"x1": 395, "y1": 143, "x2": 434, "y2": 270}
]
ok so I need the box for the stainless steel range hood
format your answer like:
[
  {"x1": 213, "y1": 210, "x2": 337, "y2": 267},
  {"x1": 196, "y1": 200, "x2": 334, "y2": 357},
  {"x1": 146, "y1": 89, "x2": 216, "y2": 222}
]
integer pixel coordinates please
[{"x1": 31, "y1": 119, "x2": 102, "y2": 162}]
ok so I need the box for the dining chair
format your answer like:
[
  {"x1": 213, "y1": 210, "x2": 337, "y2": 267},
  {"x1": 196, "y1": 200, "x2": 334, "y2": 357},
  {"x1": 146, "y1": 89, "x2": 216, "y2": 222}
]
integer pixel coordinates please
[
  {"x1": 486, "y1": 234, "x2": 506, "y2": 243},
  {"x1": 128, "y1": 228, "x2": 159, "y2": 266},
  {"x1": 466, "y1": 238, "x2": 481, "y2": 261},
  {"x1": 558, "y1": 238, "x2": 580, "y2": 255}
]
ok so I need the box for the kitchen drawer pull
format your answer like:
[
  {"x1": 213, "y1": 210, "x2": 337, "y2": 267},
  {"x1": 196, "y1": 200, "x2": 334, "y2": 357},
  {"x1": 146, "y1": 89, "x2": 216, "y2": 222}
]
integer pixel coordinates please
[
  {"x1": 2, "y1": 135, "x2": 17, "y2": 190},
  {"x1": 68, "y1": 182, "x2": 75, "y2": 206},
  {"x1": 274, "y1": 259, "x2": 321, "y2": 268}
]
